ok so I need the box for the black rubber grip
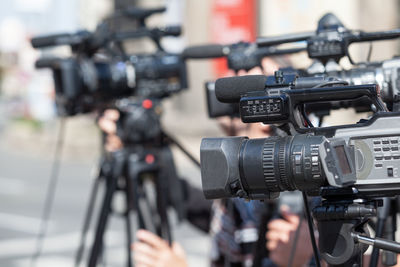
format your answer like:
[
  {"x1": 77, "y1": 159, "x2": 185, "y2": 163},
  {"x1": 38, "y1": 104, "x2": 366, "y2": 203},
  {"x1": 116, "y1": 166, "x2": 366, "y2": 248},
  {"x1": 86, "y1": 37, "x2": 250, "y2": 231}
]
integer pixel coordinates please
[
  {"x1": 215, "y1": 75, "x2": 267, "y2": 103},
  {"x1": 183, "y1": 44, "x2": 226, "y2": 59},
  {"x1": 31, "y1": 33, "x2": 72, "y2": 48},
  {"x1": 257, "y1": 31, "x2": 314, "y2": 47}
]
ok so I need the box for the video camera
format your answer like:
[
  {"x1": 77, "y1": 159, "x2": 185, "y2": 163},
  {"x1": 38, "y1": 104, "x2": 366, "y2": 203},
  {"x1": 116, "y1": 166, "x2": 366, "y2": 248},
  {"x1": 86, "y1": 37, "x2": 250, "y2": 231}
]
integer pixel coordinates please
[
  {"x1": 32, "y1": 7, "x2": 187, "y2": 116},
  {"x1": 183, "y1": 42, "x2": 306, "y2": 119},
  {"x1": 200, "y1": 72, "x2": 400, "y2": 200},
  {"x1": 322, "y1": 58, "x2": 400, "y2": 111}
]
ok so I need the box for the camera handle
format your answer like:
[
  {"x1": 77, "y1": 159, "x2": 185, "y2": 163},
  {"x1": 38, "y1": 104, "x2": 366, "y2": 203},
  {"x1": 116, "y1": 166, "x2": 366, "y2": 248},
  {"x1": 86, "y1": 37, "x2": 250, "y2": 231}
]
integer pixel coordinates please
[
  {"x1": 369, "y1": 197, "x2": 398, "y2": 267},
  {"x1": 354, "y1": 233, "x2": 400, "y2": 255}
]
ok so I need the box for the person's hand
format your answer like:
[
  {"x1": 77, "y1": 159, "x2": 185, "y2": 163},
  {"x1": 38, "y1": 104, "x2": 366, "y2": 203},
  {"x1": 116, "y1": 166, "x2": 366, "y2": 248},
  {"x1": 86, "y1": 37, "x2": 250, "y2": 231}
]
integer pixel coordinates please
[
  {"x1": 97, "y1": 109, "x2": 123, "y2": 152},
  {"x1": 132, "y1": 230, "x2": 188, "y2": 267},
  {"x1": 266, "y1": 207, "x2": 314, "y2": 267},
  {"x1": 217, "y1": 117, "x2": 272, "y2": 138}
]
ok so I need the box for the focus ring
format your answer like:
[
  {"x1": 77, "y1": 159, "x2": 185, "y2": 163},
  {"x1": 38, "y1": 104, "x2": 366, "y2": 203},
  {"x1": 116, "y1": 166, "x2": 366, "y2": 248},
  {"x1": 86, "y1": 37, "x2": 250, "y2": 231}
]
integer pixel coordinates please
[
  {"x1": 278, "y1": 138, "x2": 290, "y2": 191},
  {"x1": 262, "y1": 138, "x2": 279, "y2": 192}
]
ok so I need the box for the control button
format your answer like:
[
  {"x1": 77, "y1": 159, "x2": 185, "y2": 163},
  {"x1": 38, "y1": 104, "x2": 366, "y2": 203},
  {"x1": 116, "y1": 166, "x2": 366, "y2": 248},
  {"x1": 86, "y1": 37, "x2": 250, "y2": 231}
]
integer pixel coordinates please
[
  {"x1": 388, "y1": 167, "x2": 394, "y2": 177},
  {"x1": 394, "y1": 155, "x2": 400, "y2": 159},
  {"x1": 385, "y1": 156, "x2": 392, "y2": 160},
  {"x1": 295, "y1": 155, "x2": 301, "y2": 164},
  {"x1": 383, "y1": 147, "x2": 391, "y2": 152},
  {"x1": 295, "y1": 166, "x2": 301, "y2": 174},
  {"x1": 373, "y1": 140, "x2": 381, "y2": 145},
  {"x1": 391, "y1": 139, "x2": 399, "y2": 144},
  {"x1": 375, "y1": 156, "x2": 383, "y2": 161},
  {"x1": 375, "y1": 163, "x2": 383, "y2": 168},
  {"x1": 374, "y1": 148, "x2": 382, "y2": 152},
  {"x1": 382, "y1": 140, "x2": 390, "y2": 145},
  {"x1": 392, "y1": 147, "x2": 399, "y2": 151}
]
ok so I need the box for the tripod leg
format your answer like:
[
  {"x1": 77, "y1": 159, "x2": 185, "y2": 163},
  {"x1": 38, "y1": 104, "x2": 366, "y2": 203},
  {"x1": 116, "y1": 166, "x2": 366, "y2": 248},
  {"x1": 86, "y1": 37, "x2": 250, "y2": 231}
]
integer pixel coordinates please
[
  {"x1": 155, "y1": 173, "x2": 172, "y2": 244},
  {"x1": 124, "y1": 210, "x2": 133, "y2": 267},
  {"x1": 75, "y1": 175, "x2": 102, "y2": 267},
  {"x1": 127, "y1": 154, "x2": 157, "y2": 234},
  {"x1": 76, "y1": 156, "x2": 111, "y2": 267},
  {"x1": 88, "y1": 151, "x2": 125, "y2": 267},
  {"x1": 124, "y1": 170, "x2": 134, "y2": 267},
  {"x1": 156, "y1": 145, "x2": 187, "y2": 242}
]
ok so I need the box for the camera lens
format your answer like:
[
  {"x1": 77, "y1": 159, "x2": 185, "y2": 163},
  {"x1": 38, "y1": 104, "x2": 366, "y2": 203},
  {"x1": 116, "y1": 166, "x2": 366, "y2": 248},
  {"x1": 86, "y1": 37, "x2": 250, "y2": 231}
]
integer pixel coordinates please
[{"x1": 239, "y1": 135, "x2": 326, "y2": 198}]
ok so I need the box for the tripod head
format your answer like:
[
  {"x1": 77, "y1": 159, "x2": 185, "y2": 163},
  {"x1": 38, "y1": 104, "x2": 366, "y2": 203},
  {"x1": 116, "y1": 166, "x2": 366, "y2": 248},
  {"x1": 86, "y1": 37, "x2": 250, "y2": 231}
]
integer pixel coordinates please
[
  {"x1": 311, "y1": 188, "x2": 400, "y2": 266},
  {"x1": 115, "y1": 98, "x2": 163, "y2": 145}
]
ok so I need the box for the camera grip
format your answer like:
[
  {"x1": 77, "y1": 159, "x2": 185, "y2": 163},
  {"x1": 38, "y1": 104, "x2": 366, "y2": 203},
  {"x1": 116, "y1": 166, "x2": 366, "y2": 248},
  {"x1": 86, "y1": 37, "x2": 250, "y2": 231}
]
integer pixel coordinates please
[
  {"x1": 31, "y1": 33, "x2": 74, "y2": 48},
  {"x1": 290, "y1": 84, "x2": 387, "y2": 112}
]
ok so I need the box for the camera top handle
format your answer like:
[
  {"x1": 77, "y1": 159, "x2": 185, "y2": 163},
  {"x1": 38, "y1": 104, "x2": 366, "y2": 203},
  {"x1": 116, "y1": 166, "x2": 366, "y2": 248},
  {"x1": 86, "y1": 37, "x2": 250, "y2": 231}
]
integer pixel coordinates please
[
  {"x1": 31, "y1": 6, "x2": 179, "y2": 54},
  {"x1": 113, "y1": 6, "x2": 166, "y2": 27},
  {"x1": 257, "y1": 13, "x2": 400, "y2": 64}
]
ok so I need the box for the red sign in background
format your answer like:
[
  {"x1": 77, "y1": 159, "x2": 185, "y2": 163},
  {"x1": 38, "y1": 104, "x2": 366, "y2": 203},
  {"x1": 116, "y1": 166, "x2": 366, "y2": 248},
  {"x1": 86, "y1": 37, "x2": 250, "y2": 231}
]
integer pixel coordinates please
[{"x1": 210, "y1": 0, "x2": 256, "y2": 77}]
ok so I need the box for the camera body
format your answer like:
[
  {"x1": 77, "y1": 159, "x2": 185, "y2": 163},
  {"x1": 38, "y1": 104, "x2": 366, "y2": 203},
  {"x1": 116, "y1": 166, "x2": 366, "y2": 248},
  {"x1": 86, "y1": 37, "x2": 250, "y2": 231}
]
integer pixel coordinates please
[
  {"x1": 36, "y1": 52, "x2": 187, "y2": 116},
  {"x1": 205, "y1": 81, "x2": 238, "y2": 118},
  {"x1": 324, "y1": 58, "x2": 400, "y2": 111},
  {"x1": 201, "y1": 112, "x2": 400, "y2": 200},
  {"x1": 201, "y1": 73, "x2": 400, "y2": 200}
]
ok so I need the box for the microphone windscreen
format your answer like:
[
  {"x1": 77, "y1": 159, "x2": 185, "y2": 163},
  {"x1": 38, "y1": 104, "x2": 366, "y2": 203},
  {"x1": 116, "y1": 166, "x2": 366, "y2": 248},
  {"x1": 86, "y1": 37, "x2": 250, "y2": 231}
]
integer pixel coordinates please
[
  {"x1": 35, "y1": 57, "x2": 60, "y2": 68},
  {"x1": 31, "y1": 33, "x2": 71, "y2": 48},
  {"x1": 183, "y1": 44, "x2": 226, "y2": 59},
  {"x1": 163, "y1": 25, "x2": 182, "y2": 36},
  {"x1": 215, "y1": 75, "x2": 267, "y2": 103}
]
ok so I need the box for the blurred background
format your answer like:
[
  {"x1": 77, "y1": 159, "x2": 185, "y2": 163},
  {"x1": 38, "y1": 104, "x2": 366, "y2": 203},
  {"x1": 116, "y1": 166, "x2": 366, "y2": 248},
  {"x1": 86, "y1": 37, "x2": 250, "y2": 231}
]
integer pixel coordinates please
[{"x1": 0, "y1": 0, "x2": 399, "y2": 266}]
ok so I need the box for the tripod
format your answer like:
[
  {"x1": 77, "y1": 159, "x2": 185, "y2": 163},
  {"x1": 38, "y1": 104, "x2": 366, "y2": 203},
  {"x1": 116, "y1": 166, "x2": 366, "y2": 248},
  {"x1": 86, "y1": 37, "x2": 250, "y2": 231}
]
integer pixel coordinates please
[
  {"x1": 74, "y1": 98, "x2": 200, "y2": 267},
  {"x1": 313, "y1": 189, "x2": 400, "y2": 267}
]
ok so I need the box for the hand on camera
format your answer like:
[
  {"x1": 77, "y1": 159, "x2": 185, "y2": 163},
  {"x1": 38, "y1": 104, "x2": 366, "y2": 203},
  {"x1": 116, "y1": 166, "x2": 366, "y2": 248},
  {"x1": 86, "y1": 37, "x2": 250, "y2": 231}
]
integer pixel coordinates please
[
  {"x1": 97, "y1": 109, "x2": 123, "y2": 152},
  {"x1": 266, "y1": 207, "x2": 314, "y2": 267},
  {"x1": 132, "y1": 230, "x2": 188, "y2": 267}
]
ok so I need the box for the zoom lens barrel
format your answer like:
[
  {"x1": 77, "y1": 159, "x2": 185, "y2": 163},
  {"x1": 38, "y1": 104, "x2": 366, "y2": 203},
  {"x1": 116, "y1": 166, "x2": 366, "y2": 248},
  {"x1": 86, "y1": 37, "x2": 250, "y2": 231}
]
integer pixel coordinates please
[{"x1": 201, "y1": 134, "x2": 327, "y2": 199}]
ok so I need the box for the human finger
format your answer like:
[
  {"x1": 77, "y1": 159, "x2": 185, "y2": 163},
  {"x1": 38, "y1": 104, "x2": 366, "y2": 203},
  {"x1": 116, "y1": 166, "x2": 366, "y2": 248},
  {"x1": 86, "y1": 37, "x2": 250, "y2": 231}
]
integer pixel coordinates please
[
  {"x1": 268, "y1": 219, "x2": 295, "y2": 231},
  {"x1": 132, "y1": 242, "x2": 159, "y2": 260},
  {"x1": 266, "y1": 230, "x2": 290, "y2": 243},
  {"x1": 246, "y1": 66, "x2": 263, "y2": 75},
  {"x1": 136, "y1": 230, "x2": 169, "y2": 250},
  {"x1": 172, "y1": 242, "x2": 186, "y2": 258},
  {"x1": 266, "y1": 239, "x2": 278, "y2": 251},
  {"x1": 281, "y1": 210, "x2": 300, "y2": 225},
  {"x1": 103, "y1": 109, "x2": 120, "y2": 121},
  {"x1": 98, "y1": 117, "x2": 117, "y2": 134},
  {"x1": 133, "y1": 253, "x2": 156, "y2": 267}
]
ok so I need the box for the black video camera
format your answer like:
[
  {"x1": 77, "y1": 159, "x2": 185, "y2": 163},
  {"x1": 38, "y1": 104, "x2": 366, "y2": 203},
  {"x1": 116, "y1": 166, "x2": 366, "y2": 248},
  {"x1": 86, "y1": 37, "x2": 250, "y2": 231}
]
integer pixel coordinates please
[
  {"x1": 34, "y1": 53, "x2": 186, "y2": 116},
  {"x1": 31, "y1": 8, "x2": 187, "y2": 116}
]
